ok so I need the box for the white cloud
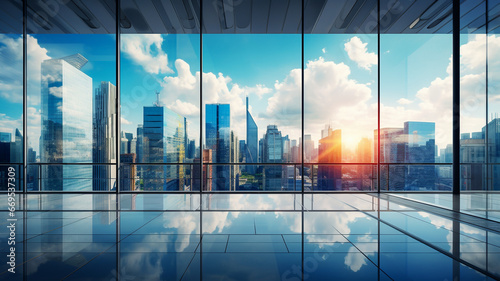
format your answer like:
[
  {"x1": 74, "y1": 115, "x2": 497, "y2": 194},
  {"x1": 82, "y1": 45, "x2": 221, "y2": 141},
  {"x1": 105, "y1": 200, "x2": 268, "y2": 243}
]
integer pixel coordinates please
[
  {"x1": 121, "y1": 34, "x2": 173, "y2": 75},
  {"x1": 397, "y1": 98, "x2": 413, "y2": 105},
  {"x1": 344, "y1": 36, "x2": 377, "y2": 71},
  {"x1": 121, "y1": 116, "x2": 132, "y2": 125},
  {"x1": 267, "y1": 56, "x2": 375, "y2": 144},
  {"x1": 322, "y1": 48, "x2": 326, "y2": 54}
]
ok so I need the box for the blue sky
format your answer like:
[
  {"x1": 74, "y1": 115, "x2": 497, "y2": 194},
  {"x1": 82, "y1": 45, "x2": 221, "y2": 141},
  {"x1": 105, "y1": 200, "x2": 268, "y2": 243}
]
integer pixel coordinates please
[{"x1": 2, "y1": 31, "x2": 483, "y2": 154}]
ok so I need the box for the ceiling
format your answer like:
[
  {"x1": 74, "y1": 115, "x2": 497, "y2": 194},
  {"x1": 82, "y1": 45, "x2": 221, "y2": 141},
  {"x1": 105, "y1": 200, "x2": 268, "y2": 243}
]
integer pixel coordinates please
[{"x1": 0, "y1": 0, "x2": 498, "y2": 34}]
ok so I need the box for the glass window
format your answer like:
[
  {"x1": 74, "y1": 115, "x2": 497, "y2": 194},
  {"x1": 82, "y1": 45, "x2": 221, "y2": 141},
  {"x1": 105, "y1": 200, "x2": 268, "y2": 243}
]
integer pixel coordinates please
[
  {"x1": 380, "y1": 0, "x2": 453, "y2": 191},
  {"x1": 119, "y1": 0, "x2": 200, "y2": 191},
  {"x1": 27, "y1": 0, "x2": 117, "y2": 191},
  {"x1": 305, "y1": 0, "x2": 378, "y2": 191},
  {"x1": 0, "y1": 0, "x2": 23, "y2": 191},
  {"x1": 202, "y1": 0, "x2": 302, "y2": 191}
]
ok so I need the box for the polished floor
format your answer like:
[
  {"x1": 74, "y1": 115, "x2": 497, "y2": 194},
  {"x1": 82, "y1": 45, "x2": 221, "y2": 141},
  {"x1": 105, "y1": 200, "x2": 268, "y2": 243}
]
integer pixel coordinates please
[{"x1": 1, "y1": 193, "x2": 499, "y2": 280}]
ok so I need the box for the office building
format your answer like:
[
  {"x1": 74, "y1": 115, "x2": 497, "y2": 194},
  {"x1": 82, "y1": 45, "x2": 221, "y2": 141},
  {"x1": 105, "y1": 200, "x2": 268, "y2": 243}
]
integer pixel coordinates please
[
  {"x1": 206, "y1": 103, "x2": 230, "y2": 190},
  {"x1": 40, "y1": 54, "x2": 92, "y2": 191}
]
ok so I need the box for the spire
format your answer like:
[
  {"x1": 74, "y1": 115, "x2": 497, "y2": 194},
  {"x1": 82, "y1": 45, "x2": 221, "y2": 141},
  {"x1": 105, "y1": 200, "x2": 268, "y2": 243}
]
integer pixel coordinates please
[{"x1": 153, "y1": 91, "x2": 161, "y2": 107}]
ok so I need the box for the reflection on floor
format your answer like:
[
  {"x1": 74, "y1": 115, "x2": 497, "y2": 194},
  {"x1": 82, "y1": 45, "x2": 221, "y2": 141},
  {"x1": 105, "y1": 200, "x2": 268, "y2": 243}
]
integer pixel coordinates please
[{"x1": 1, "y1": 193, "x2": 499, "y2": 280}]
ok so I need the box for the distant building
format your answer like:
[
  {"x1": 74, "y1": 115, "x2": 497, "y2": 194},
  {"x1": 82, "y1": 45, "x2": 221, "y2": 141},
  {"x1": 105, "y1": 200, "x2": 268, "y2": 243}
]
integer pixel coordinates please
[
  {"x1": 318, "y1": 129, "x2": 342, "y2": 190},
  {"x1": 246, "y1": 97, "x2": 258, "y2": 174},
  {"x1": 404, "y1": 121, "x2": 436, "y2": 190},
  {"x1": 93, "y1": 81, "x2": 116, "y2": 191},
  {"x1": 193, "y1": 149, "x2": 212, "y2": 191},
  {"x1": 375, "y1": 128, "x2": 405, "y2": 190},
  {"x1": 206, "y1": 103, "x2": 230, "y2": 190},
  {"x1": 263, "y1": 125, "x2": 283, "y2": 190},
  {"x1": 143, "y1": 93, "x2": 186, "y2": 190},
  {"x1": 120, "y1": 153, "x2": 136, "y2": 191}
]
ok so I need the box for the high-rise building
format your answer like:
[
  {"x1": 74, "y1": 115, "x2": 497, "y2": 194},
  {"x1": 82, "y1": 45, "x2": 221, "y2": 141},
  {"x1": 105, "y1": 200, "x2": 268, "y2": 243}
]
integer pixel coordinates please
[
  {"x1": 318, "y1": 129, "x2": 342, "y2": 190},
  {"x1": 404, "y1": 121, "x2": 436, "y2": 190},
  {"x1": 356, "y1": 137, "x2": 373, "y2": 190},
  {"x1": 230, "y1": 130, "x2": 240, "y2": 190},
  {"x1": 193, "y1": 149, "x2": 212, "y2": 191},
  {"x1": 246, "y1": 97, "x2": 258, "y2": 174},
  {"x1": 93, "y1": 81, "x2": 116, "y2": 191},
  {"x1": 136, "y1": 125, "x2": 144, "y2": 163},
  {"x1": 143, "y1": 93, "x2": 186, "y2": 190},
  {"x1": 460, "y1": 133, "x2": 485, "y2": 190},
  {"x1": 282, "y1": 135, "x2": 290, "y2": 162},
  {"x1": 206, "y1": 103, "x2": 230, "y2": 190},
  {"x1": 239, "y1": 140, "x2": 246, "y2": 162},
  {"x1": 263, "y1": 125, "x2": 283, "y2": 190},
  {"x1": 484, "y1": 118, "x2": 500, "y2": 190},
  {"x1": 40, "y1": 54, "x2": 92, "y2": 191},
  {"x1": 375, "y1": 128, "x2": 405, "y2": 191},
  {"x1": 120, "y1": 153, "x2": 136, "y2": 191}
]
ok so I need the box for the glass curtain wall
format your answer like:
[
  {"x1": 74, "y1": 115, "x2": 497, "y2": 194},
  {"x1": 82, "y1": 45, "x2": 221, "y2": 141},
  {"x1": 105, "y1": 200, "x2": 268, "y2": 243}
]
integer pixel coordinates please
[
  {"x1": 304, "y1": 0, "x2": 378, "y2": 192},
  {"x1": 202, "y1": 0, "x2": 302, "y2": 192},
  {"x1": 380, "y1": 0, "x2": 453, "y2": 191},
  {"x1": 119, "y1": 0, "x2": 200, "y2": 193},
  {"x1": 26, "y1": 0, "x2": 117, "y2": 192},
  {"x1": 0, "y1": 0, "x2": 23, "y2": 191},
  {"x1": 1, "y1": 0, "x2": 498, "y2": 194}
]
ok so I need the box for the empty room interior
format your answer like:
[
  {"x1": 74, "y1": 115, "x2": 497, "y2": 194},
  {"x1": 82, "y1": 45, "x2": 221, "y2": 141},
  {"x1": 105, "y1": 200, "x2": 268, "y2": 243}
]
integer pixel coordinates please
[{"x1": 1, "y1": 0, "x2": 500, "y2": 280}]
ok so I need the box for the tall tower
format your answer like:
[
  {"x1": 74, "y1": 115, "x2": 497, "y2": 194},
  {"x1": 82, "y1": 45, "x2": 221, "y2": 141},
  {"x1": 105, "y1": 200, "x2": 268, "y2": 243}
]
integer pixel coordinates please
[
  {"x1": 263, "y1": 125, "x2": 283, "y2": 190},
  {"x1": 246, "y1": 97, "x2": 258, "y2": 174},
  {"x1": 40, "y1": 54, "x2": 92, "y2": 191},
  {"x1": 206, "y1": 103, "x2": 230, "y2": 190},
  {"x1": 143, "y1": 92, "x2": 186, "y2": 190},
  {"x1": 93, "y1": 81, "x2": 117, "y2": 191}
]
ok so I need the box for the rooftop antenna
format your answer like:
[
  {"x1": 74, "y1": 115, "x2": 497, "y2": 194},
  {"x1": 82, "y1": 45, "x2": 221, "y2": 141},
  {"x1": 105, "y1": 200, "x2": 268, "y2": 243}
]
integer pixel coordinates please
[{"x1": 154, "y1": 91, "x2": 161, "y2": 107}]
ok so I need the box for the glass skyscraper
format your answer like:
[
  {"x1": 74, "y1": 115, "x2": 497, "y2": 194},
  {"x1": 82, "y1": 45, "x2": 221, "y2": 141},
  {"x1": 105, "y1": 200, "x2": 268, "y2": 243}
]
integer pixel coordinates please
[
  {"x1": 246, "y1": 97, "x2": 258, "y2": 174},
  {"x1": 404, "y1": 121, "x2": 436, "y2": 190},
  {"x1": 263, "y1": 125, "x2": 283, "y2": 190},
  {"x1": 142, "y1": 100, "x2": 186, "y2": 191},
  {"x1": 93, "y1": 81, "x2": 116, "y2": 191},
  {"x1": 40, "y1": 54, "x2": 92, "y2": 191},
  {"x1": 206, "y1": 103, "x2": 230, "y2": 190}
]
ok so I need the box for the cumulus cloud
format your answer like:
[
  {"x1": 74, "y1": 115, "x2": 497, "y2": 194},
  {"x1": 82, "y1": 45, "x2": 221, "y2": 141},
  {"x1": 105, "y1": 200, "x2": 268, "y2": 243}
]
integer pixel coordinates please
[
  {"x1": 121, "y1": 34, "x2": 173, "y2": 75},
  {"x1": 344, "y1": 36, "x2": 377, "y2": 71},
  {"x1": 397, "y1": 98, "x2": 413, "y2": 105},
  {"x1": 121, "y1": 116, "x2": 132, "y2": 125}
]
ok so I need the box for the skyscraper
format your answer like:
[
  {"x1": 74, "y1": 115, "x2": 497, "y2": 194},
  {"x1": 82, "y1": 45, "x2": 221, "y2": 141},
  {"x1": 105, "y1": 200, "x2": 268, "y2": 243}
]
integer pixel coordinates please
[
  {"x1": 143, "y1": 93, "x2": 186, "y2": 190},
  {"x1": 40, "y1": 54, "x2": 92, "y2": 191},
  {"x1": 263, "y1": 125, "x2": 283, "y2": 190},
  {"x1": 93, "y1": 81, "x2": 116, "y2": 191},
  {"x1": 230, "y1": 130, "x2": 240, "y2": 190},
  {"x1": 404, "y1": 121, "x2": 436, "y2": 190},
  {"x1": 318, "y1": 129, "x2": 342, "y2": 190},
  {"x1": 375, "y1": 128, "x2": 405, "y2": 191},
  {"x1": 246, "y1": 97, "x2": 258, "y2": 174},
  {"x1": 206, "y1": 103, "x2": 230, "y2": 190}
]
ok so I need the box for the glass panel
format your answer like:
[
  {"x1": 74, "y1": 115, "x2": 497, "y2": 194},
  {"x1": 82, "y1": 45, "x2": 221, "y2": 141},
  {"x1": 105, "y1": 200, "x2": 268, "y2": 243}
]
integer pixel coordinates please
[
  {"x1": 381, "y1": 164, "x2": 452, "y2": 191},
  {"x1": 488, "y1": 0, "x2": 500, "y2": 190},
  {"x1": 304, "y1": 0, "x2": 378, "y2": 165},
  {"x1": 119, "y1": 0, "x2": 201, "y2": 193},
  {"x1": 460, "y1": 0, "x2": 487, "y2": 191},
  {"x1": 27, "y1": 0, "x2": 117, "y2": 191},
  {"x1": 202, "y1": 0, "x2": 302, "y2": 192},
  {"x1": 305, "y1": 164, "x2": 377, "y2": 191},
  {"x1": 119, "y1": 164, "x2": 198, "y2": 191},
  {"x1": 0, "y1": 0, "x2": 23, "y2": 192},
  {"x1": 380, "y1": 0, "x2": 453, "y2": 191},
  {"x1": 204, "y1": 164, "x2": 302, "y2": 191}
]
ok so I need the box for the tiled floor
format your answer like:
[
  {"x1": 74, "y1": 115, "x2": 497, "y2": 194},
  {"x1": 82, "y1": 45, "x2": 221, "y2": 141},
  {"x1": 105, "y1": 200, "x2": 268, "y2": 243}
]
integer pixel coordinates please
[{"x1": 1, "y1": 193, "x2": 499, "y2": 280}]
